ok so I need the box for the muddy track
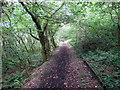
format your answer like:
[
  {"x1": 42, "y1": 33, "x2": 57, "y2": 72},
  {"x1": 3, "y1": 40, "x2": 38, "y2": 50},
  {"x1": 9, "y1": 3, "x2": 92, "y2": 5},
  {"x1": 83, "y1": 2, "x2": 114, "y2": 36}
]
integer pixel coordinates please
[{"x1": 22, "y1": 44, "x2": 107, "y2": 89}]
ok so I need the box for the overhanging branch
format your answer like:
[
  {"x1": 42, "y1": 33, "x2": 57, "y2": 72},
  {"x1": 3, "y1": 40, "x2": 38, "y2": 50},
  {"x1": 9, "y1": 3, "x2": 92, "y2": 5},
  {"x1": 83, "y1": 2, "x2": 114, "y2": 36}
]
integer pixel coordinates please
[
  {"x1": 51, "y1": 2, "x2": 65, "y2": 17},
  {"x1": 43, "y1": 20, "x2": 48, "y2": 32},
  {"x1": 19, "y1": 1, "x2": 42, "y2": 30},
  {"x1": 29, "y1": 28, "x2": 39, "y2": 41}
]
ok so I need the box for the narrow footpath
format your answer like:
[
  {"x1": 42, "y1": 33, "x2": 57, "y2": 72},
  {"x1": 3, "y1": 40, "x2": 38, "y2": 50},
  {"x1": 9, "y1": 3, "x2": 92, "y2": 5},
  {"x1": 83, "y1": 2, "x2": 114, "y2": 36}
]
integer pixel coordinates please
[{"x1": 22, "y1": 43, "x2": 103, "y2": 89}]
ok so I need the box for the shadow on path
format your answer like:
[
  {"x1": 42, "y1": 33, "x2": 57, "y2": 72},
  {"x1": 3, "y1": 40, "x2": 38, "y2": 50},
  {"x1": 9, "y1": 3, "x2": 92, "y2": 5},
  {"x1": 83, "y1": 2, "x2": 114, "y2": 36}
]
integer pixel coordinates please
[
  {"x1": 38, "y1": 46, "x2": 74, "y2": 88},
  {"x1": 22, "y1": 43, "x2": 102, "y2": 88}
]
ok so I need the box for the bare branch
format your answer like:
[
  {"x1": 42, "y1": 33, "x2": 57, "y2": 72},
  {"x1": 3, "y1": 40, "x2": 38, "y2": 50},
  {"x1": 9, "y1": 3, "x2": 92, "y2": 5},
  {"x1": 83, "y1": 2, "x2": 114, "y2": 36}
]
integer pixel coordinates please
[
  {"x1": 38, "y1": 16, "x2": 66, "y2": 24},
  {"x1": 3, "y1": 10, "x2": 12, "y2": 27},
  {"x1": 19, "y1": 1, "x2": 42, "y2": 30},
  {"x1": 43, "y1": 20, "x2": 48, "y2": 32},
  {"x1": 51, "y1": 2, "x2": 65, "y2": 17},
  {"x1": 29, "y1": 28, "x2": 40, "y2": 41},
  {"x1": 19, "y1": 2, "x2": 35, "y2": 20},
  {"x1": 35, "y1": 2, "x2": 52, "y2": 16}
]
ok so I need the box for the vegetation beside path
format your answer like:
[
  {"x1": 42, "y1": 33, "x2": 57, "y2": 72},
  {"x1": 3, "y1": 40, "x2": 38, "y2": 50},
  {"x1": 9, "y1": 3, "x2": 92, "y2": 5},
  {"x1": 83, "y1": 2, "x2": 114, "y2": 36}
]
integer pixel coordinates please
[
  {"x1": 2, "y1": 1, "x2": 120, "y2": 88},
  {"x1": 22, "y1": 43, "x2": 103, "y2": 88}
]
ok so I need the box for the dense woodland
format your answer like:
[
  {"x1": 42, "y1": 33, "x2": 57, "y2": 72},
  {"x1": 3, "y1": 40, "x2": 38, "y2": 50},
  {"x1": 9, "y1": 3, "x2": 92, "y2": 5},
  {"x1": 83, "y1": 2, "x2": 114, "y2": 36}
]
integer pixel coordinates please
[{"x1": 1, "y1": 1, "x2": 120, "y2": 88}]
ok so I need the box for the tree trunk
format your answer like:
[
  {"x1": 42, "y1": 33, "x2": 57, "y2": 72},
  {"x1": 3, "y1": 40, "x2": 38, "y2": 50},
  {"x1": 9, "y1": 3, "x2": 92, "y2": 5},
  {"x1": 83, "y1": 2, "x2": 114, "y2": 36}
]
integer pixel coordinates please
[
  {"x1": 37, "y1": 31, "x2": 50, "y2": 61},
  {"x1": 19, "y1": 2, "x2": 51, "y2": 61},
  {"x1": 48, "y1": 29, "x2": 57, "y2": 50},
  {"x1": 51, "y1": 36, "x2": 57, "y2": 49}
]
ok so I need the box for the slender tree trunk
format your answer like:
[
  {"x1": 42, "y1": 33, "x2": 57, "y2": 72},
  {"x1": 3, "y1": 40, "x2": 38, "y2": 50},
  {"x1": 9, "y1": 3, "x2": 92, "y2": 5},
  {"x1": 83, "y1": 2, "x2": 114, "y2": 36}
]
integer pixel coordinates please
[
  {"x1": 19, "y1": 2, "x2": 64, "y2": 61},
  {"x1": 37, "y1": 31, "x2": 50, "y2": 61},
  {"x1": 19, "y1": 2, "x2": 51, "y2": 61},
  {"x1": 51, "y1": 36, "x2": 57, "y2": 49},
  {"x1": 48, "y1": 29, "x2": 57, "y2": 50}
]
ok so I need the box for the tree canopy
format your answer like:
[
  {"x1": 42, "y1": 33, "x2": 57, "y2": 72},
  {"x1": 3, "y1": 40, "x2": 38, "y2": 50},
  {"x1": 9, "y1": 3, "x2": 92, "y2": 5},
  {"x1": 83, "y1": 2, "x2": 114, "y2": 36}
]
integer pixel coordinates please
[{"x1": 1, "y1": 1, "x2": 120, "y2": 88}]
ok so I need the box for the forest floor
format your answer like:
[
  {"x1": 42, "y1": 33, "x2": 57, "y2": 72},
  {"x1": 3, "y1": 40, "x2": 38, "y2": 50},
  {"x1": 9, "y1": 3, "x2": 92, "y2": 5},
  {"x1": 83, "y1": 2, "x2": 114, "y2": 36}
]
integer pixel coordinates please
[{"x1": 22, "y1": 43, "x2": 103, "y2": 88}]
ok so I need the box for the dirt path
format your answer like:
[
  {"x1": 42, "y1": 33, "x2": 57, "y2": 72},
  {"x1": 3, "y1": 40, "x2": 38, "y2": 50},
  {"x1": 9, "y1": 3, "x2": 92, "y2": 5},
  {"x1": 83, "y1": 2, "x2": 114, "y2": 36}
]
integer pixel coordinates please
[{"x1": 22, "y1": 44, "x2": 103, "y2": 88}]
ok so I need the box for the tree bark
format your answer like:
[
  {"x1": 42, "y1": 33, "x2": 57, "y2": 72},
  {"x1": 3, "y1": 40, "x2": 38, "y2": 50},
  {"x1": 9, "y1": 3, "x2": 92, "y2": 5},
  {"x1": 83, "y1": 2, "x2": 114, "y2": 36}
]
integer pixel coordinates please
[
  {"x1": 19, "y1": 2, "x2": 50, "y2": 61},
  {"x1": 37, "y1": 31, "x2": 50, "y2": 61},
  {"x1": 19, "y1": 2, "x2": 65, "y2": 61},
  {"x1": 51, "y1": 36, "x2": 57, "y2": 49}
]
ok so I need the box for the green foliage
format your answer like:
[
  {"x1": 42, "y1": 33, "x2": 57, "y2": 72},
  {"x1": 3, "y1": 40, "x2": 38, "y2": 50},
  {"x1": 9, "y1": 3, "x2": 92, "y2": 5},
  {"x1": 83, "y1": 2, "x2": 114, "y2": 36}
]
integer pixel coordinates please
[
  {"x1": 1, "y1": 1, "x2": 120, "y2": 88},
  {"x1": 64, "y1": 2, "x2": 120, "y2": 88},
  {"x1": 2, "y1": 69, "x2": 31, "y2": 88},
  {"x1": 85, "y1": 49, "x2": 120, "y2": 88}
]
